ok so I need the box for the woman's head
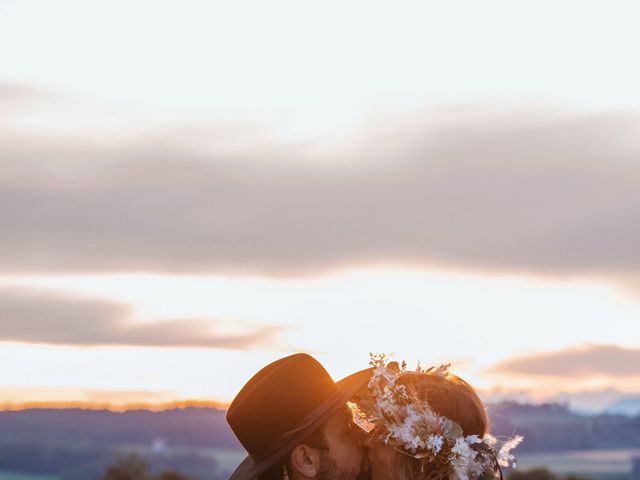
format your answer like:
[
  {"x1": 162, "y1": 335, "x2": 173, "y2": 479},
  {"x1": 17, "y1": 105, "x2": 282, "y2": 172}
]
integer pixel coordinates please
[
  {"x1": 396, "y1": 371, "x2": 489, "y2": 437},
  {"x1": 355, "y1": 360, "x2": 508, "y2": 480}
]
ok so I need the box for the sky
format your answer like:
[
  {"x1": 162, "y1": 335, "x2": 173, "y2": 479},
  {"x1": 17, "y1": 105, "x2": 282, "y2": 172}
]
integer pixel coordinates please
[{"x1": 1, "y1": 0, "x2": 640, "y2": 410}]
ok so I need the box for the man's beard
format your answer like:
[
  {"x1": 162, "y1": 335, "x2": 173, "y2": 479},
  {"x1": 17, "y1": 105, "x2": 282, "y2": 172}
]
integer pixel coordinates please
[{"x1": 316, "y1": 450, "x2": 370, "y2": 480}]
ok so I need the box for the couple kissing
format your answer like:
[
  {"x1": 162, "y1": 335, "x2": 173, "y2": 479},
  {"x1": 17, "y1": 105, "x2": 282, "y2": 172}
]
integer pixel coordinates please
[{"x1": 226, "y1": 353, "x2": 522, "y2": 480}]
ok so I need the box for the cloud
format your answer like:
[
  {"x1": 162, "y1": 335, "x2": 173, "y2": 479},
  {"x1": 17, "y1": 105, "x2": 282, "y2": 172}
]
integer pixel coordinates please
[
  {"x1": 2, "y1": 83, "x2": 640, "y2": 280},
  {"x1": 0, "y1": 385, "x2": 180, "y2": 407},
  {"x1": 0, "y1": 287, "x2": 284, "y2": 349},
  {"x1": 487, "y1": 344, "x2": 640, "y2": 378}
]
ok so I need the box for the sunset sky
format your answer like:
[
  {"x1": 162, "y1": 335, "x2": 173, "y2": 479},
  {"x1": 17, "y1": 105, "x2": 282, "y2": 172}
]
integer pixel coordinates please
[{"x1": 1, "y1": 0, "x2": 639, "y2": 409}]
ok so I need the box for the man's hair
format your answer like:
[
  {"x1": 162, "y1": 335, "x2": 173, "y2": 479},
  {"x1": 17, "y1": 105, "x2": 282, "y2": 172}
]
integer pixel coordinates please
[{"x1": 258, "y1": 423, "x2": 328, "y2": 480}]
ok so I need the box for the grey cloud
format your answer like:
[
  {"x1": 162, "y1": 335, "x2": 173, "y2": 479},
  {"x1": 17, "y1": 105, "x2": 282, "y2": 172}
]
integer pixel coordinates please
[
  {"x1": 2, "y1": 84, "x2": 640, "y2": 278},
  {"x1": 487, "y1": 344, "x2": 640, "y2": 378},
  {"x1": 0, "y1": 82, "x2": 293, "y2": 162},
  {"x1": 0, "y1": 288, "x2": 284, "y2": 349}
]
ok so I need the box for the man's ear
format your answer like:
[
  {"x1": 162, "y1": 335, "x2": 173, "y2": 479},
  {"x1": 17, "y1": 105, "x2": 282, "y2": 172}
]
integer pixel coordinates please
[{"x1": 288, "y1": 443, "x2": 321, "y2": 479}]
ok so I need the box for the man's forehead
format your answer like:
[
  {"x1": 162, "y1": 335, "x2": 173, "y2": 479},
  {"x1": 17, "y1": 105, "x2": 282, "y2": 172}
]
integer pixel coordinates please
[{"x1": 340, "y1": 404, "x2": 353, "y2": 417}]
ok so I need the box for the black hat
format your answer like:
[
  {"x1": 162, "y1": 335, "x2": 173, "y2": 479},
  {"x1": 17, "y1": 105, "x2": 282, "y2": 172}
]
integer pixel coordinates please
[{"x1": 226, "y1": 353, "x2": 371, "y2": 480}]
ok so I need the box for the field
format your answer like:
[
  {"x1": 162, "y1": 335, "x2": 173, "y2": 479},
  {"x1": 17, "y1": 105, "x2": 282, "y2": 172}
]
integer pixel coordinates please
[
  {"x1": 205, "y1": 447, "x2": 640, "y2": 479},
  {"x1": 207, "y1": 448, "x2": 246, "y2": 470},
  {"x1": 0, "y1": 472, "x2": 59, "y2": 480},
  {"x1": 2, "y1": 448, "x2": 639, "y2": 480},
  {"x1": 517, "y1": 448, "x2": 640, "y2": 478},
  {"x1": 207, "y1": 448, "x2": 640, "y2": 479}
]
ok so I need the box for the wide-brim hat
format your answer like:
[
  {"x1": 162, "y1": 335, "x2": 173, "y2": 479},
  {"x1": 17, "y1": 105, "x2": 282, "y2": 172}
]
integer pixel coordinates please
[{"x1": 226, "y1": 353, "x2": 371, "y2": 480}]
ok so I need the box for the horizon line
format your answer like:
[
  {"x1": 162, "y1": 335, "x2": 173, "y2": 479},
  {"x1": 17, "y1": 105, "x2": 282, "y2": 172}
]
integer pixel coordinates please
[
  {"x1": 0, "y1": 397, "x2": 582, "y2": 413},
  {"x1": 0, "y1": 398, "x2": 230, "y2": 412}
]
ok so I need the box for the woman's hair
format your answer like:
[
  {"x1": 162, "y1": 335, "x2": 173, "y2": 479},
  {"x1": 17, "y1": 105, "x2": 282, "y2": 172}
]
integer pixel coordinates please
[
  {"x1": 400, "y1": 371, "x2": 489, "y2": 436},
  {"x1": 382, "y1": 371, "x2": 497, "y2": 480}
]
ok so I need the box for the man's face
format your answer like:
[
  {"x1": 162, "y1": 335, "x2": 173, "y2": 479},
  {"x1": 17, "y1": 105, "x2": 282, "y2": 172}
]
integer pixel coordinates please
[{"x1": 316, "y1": 407, "x2": 368, "y2": 480}]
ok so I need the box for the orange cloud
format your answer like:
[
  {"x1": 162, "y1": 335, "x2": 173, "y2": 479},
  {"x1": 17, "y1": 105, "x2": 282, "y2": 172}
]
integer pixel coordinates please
[{"x1": 0, "y1": 385, "x2": 227, "y2": 411}]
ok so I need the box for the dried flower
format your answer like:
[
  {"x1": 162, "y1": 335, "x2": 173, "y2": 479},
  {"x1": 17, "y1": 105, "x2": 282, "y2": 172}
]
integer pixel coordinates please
[{"x1": 353, "y1": 354, "x2": 523, "y2": 480}]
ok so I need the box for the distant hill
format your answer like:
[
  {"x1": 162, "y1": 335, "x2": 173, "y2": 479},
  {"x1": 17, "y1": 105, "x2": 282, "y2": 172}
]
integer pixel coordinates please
[
  {"x1": 488, "y1": 402, "x2": 640, "y2": 452},
  {"x1": 549, "y1": 388, "x2": 628, "y2": 415},
  {"x1": 0, "y1": 407, "x2": 242, "y2": 480},
  {"x1": 0, "y1": 406, "x2": 242, "y2": 449},
  {"x1": 604, "y1": 397, "x2": 640, "y2": 416},
  {"x1": 2, "y1": 403, "x2": 640, "y2": 453},
  {"x1": 482, "y1": 387, "x2": 640, "y2": 416}
]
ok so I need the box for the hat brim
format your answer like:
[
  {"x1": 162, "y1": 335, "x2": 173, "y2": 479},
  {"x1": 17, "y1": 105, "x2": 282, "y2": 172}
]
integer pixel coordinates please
[{"x1": 228, "y1": 367, "x2": 372, "y2": 480}]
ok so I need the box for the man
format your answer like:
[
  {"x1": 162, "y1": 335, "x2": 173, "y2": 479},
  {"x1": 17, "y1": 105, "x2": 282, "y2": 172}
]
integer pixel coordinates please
[{"x1": 226, "y1": 353, "x2": 372, "y2": 480}]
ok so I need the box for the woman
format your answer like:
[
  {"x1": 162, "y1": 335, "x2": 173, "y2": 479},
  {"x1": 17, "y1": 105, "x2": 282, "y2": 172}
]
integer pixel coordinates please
[{"x1": 352, "y1": 355, "x2": 522, "y2": 480}]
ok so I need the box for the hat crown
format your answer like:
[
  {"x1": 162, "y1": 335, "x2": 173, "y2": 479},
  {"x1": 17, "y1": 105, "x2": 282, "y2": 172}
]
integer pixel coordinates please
[{"x1": 226, "y1": 353, "x2": 338, "y2": 459}]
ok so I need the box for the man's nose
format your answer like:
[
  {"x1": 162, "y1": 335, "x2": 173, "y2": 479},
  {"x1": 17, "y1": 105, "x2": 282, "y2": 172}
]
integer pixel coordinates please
[
  {"x1": 348, "y1": 422, "x2": 368, "y2": 445},
  {"x1": 358, "y1": 430, "x2": 376, "y2": 448}
]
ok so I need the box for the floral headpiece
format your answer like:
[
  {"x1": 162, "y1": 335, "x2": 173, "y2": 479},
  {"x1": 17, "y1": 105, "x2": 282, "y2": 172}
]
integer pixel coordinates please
[{"x1": 351, "y1": 354, "x2": 523, "y2": 480}]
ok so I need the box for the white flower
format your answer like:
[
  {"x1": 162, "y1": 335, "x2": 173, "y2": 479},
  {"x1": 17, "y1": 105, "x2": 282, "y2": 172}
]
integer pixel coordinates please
[
  {"x1": 465, "y1": 434, "x2": 482, "y2": 445},
  {"x1": 426, "y1": 434, "x2": 444, "y2": 454},
  {"x1": 440, "y1": 417, "x2": 463, "y2": 441},
  {"x1": 497, "y1": 435, "x2": 524, "y2": 467},
  {"x1": 390, "y1": 413, "x2": 418, "y2": 444},
  {"x1": 466, "y1": 458, "x2": 485, "y2": 480},
  {"x1": 450, "y1": 455, "x2": 470, "y2": 480},
  {"x1": 404, "y1": 404, "x2": 422, "y2": 425},
  {"x1": 373, "y1": 366, "x2": 397, "y2": 385},
  {"x1": 451, "y1": 437, "x2": 472, "y2": 458},
  {"x1": 395, "y1": 384, "x2": 409, "y2": 399},
  {"x1": 450, "y1": 438, "x2": 475, "y2": 480},
  {"x1": 482, "y1": 434, "x2": 497, "y2": 447},
  {"x1": 408, "y1": 434, "x2": 423, "y2": 452}
]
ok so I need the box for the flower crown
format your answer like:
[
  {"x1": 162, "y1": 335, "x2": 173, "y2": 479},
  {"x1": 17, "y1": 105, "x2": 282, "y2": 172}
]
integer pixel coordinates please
[{"x1": 351, "y1": 354, "x2": 523, "y2": 480}]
